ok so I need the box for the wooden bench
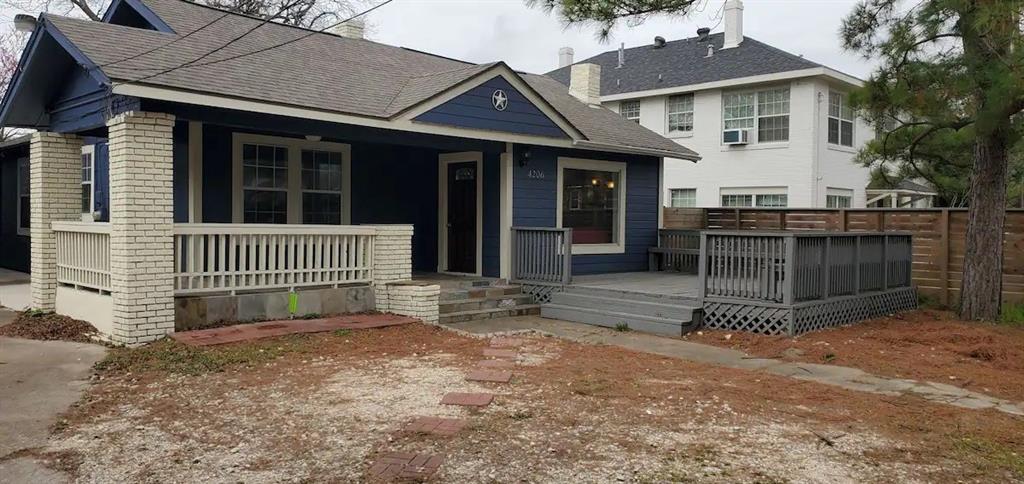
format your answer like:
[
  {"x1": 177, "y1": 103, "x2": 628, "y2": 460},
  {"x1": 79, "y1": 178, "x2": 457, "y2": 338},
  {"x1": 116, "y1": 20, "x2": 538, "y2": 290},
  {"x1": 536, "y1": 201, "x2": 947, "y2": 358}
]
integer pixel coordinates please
[{"x1": 648, "y1": 247, "x2": 700, "y2": 273}]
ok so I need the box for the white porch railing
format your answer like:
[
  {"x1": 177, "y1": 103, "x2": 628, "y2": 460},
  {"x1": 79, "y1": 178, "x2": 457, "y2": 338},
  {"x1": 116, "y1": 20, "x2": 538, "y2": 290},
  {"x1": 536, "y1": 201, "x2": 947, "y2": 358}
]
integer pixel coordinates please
[
  {"x1": 53, "y1": 221, "x2": 112, "y2": 293},
  {"x1": 173, "y1": 224, "x2": 376, "y2": 295}
]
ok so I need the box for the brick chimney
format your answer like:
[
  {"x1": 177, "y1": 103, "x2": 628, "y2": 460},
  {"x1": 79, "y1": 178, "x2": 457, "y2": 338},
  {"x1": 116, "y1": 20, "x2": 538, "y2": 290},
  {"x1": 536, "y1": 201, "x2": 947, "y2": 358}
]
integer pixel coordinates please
[
  {"x1": 334, "y1": 18, "x2": 365, "y2": 39},
  {"x1": 569, "y1": 63, "x2": 601, "y2": 105},
  {"x1": 723, "y1": 0, "x2": 744, "y2": 49}
]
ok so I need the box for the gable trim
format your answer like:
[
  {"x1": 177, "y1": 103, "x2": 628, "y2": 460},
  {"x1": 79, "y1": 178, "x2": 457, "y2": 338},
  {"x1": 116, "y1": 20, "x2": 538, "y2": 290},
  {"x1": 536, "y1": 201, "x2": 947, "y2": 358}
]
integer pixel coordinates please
[
  {"x1": 101, "y1": 0, "x2": 176, "y2": 33},
  {"x1": 394, "y1": 64, "x2": 585, "y2": 141}
]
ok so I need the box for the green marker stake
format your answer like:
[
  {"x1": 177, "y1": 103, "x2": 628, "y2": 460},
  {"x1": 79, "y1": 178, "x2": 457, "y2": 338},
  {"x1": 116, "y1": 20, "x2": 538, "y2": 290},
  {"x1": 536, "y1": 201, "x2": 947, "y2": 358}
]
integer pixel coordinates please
[{"x1": 288, "y1": 291, "x2": 298, "y2": 317}]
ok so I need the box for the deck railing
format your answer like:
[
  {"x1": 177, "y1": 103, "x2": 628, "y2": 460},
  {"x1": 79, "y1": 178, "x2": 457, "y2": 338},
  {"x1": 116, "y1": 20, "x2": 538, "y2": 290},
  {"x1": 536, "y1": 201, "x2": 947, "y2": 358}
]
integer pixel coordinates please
[
  {"x1": 510, "y1": 227, "x2": 572, "y2": 285},
  {"x1": 53, "y1": 221, "x2": 111, "y2": 293},
  {"x1": 650, "y1": 229, "x2": 701, "y2": 273},
  {"x1": 173, "y1": 224, "x2": 376, "y2": 295},
  {"x1": 698, "y1": 231, "x2": 913, "y2": 305}
]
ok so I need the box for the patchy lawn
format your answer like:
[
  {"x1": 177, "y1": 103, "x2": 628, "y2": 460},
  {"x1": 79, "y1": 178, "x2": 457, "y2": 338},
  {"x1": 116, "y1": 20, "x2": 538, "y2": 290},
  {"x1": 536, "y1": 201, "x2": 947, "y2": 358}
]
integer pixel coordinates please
[
  {"x1": 32, "y1": 323, "x2": 1024, "y2": 482},
  {"x1": 685, "y1": 309, "x2": 1024, "y2": 403}
]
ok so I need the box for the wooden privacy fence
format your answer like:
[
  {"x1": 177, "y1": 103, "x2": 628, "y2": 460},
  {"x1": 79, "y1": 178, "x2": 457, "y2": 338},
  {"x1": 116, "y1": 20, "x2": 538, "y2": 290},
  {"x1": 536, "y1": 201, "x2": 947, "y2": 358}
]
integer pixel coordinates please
[
  {"x1": 52, "y1": 221, "x2": 111, "y2": 293},
  {"x1": 666, "y1": 207, "x2": 1024, "y2": 305},
  {"x1": 173, "y1": 224, "x2": 376, "y2": 295},
  {"x1": 510, "y1": 227, "x2": 573, "y2": 285}
]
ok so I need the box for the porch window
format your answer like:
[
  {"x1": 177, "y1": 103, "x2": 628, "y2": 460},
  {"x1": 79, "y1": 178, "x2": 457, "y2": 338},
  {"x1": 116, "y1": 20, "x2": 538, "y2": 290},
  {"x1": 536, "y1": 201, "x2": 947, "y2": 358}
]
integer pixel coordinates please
[
  {"x1": 828, "y1": 91, "x2": 855, "y2": 147},
  {"x1": 557, "y1": 157, "x2": 626, "y2": 255},
  {"x1": 301, "y1": 149, "x2": 343, "y2": 224},
  {"x1": 242, "y1": 143, "x2": 289, "y2": 224},
  {"x1": 81, "y1": 145, "x2": 94, "y2": 218},
  {"x1": 17, "y1": 157, "x2": 29, "y2": 234}
]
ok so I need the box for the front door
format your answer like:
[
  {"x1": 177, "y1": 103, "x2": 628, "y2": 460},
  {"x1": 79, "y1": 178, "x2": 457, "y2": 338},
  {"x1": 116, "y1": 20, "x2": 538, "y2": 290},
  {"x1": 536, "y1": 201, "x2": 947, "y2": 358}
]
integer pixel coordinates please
[{"x1": 446, "y1": 161, "x2": 477, "y2": 273}]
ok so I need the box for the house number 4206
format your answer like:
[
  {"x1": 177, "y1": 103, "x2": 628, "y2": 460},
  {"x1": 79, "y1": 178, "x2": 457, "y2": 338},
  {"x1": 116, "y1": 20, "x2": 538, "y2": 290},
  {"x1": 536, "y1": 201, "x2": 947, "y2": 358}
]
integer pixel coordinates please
[{"x1": 528, "y1": 169, "x2": 545, "y2": 179}]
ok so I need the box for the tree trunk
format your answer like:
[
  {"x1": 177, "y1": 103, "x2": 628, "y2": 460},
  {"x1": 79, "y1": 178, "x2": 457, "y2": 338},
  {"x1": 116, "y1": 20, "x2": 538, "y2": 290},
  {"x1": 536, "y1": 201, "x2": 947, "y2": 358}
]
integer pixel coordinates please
[{"x1": 959, "y1": 132, "x2": 1008, "y2": 320}]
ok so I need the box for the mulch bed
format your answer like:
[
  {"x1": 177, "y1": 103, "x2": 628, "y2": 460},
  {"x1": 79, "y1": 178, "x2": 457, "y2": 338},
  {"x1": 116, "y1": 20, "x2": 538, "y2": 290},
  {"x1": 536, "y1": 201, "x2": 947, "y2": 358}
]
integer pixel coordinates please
[
  {"x1": 684, "y1": 309, "x2": 1024, "y2": 402},
  {"x1": 0, "y1": 311, "x2": 99, "y2": 343}
]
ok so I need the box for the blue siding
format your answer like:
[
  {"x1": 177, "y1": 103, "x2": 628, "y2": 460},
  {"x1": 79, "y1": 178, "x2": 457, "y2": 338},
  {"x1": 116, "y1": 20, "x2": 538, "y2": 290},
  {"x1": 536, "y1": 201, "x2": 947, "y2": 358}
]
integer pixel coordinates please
[
  {"x1": 201, "y1": 124, "x2": 233, "y2": 223},
  {"x1": 172, "y1": 121, "x2": 189, "y2": 223},
  {"x1": 93, "y1": 141, "x2": 110, "y2": 222},
  {"x1": 0, "y1": 143, "x2": 30, "y2": 272},
  {"x1": 102, "y1": 0, "x2": 176, "y2": 32},
  {"x1": 512, "y1": 145, "x2": 660, "y2": 275},
  {"x1": 482, "y1": 151, "x2": 501, "y2": 277},
  {"x1": 414, "y1": 77, "x2": 568, "y2": 139}
]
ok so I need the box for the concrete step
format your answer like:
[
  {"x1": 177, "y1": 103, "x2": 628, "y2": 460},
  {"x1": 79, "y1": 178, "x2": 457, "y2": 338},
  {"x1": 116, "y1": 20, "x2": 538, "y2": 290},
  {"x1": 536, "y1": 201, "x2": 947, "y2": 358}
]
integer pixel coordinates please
[
  {"x1": 561, "y1": 285, "x2": 699, "y2": 305},
  {"x1": 439, "y1": 285, "x2": 523, "y2": 302},
  {"x1": 427, "y1": 277, "x2": 508, "y2": 290},
  {"x1": 438, "y1": 305, "x2": 541, "y2": 325},
  {"x1": 439, "y1": 293, "x2": 534, "y2": 314},
  {"x1": 540, "y1": 304, "x2": 695, "y2": 337},
  {"x1": 549, "y1": 292, "x2": 698, "y2": 320}
]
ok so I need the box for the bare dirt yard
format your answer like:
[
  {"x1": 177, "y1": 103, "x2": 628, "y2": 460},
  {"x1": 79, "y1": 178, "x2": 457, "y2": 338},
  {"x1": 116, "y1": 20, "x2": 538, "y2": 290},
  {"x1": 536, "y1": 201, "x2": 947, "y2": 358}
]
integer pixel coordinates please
[
  {"x1": 686, "y1": 309, "x2": 1024, "y2": 403},
  {"x1": 17, "y1": 322, "x2": 1024, "y2": 483}
]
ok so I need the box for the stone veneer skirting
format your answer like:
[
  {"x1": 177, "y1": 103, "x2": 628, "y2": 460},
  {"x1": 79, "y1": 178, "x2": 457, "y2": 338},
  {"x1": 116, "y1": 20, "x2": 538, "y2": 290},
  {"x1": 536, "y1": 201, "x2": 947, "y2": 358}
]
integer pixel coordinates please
[{"x1": 174, "y1": 285, "x2": 375, "y2": 331}]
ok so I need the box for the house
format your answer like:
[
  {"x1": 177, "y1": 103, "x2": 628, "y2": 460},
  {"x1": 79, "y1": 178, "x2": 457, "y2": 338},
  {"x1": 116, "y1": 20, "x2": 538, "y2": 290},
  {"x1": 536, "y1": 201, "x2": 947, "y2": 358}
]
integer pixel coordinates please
[
  {"x1": 0, "y1": 0, "x2": 699, "y2": 343},
  {"x1": 0, "y1": 135, "x2": 30, "y2": 273},
  {"x1": 546, "y1": 0, "x2": 873, "y2": 209}
]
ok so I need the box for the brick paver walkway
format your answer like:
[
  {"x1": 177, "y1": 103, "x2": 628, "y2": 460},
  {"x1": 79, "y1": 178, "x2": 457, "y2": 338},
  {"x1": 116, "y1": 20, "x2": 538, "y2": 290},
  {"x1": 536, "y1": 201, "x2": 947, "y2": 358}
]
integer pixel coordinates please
[
  {"x1": 440, "y1": 392, "x2": 494, "y2": 407},
  {"x1": 170, "y1": 314, "x2": 416, "y2": 346},
  {"x1": 465, "y1": 369, "x2": 513, "y2": 383},
  {"x1": 403, "y1": 416, "x2": 467, "y2": 437},
  {"x1": 368, "y1": 452, "x2": 443, "y2": 481},
  {"x1": 477, "y1": 359, "x2": 514, "y2": 368},
  {"x1": 482, "y1": 348, "x2": 517, "y2": 359}
]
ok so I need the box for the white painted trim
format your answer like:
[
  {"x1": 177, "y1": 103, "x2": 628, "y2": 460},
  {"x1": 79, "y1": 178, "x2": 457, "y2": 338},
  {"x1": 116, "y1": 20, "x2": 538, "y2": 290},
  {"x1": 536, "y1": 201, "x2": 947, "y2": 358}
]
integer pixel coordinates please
[
  {"x1": 437, "y1": 151, "x2": 484, "y2": 276},
  {"x1": 555, "y1": 157, "x2": 627, "y2": 255},
  {"x1": 187, "y1": 121, "x2": 203, "y2": 222},
  {"x1": 396, "y1": 64, "x2": 584, "y2": 140},
  {"x1": 112, "y1": 83, "x2": 698, "y2": 161},
  {"x1": 80, "y1": 144, "x2": 95, "y2": 222},
  {"x1": 599, "y1": 67, "x2": 863, "y2": 102},
  {"x1": 499, "y1": 143, "x2": 514, "y2": 279},
  {"x1": 231, "y1": 132, "x2": 352, "y2": 225}
]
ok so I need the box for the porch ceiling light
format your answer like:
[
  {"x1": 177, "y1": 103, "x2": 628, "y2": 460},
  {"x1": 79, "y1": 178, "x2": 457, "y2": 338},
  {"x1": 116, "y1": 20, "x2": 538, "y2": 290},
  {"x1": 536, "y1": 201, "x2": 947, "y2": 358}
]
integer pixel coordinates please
[{"x1": 14, "y1": 14, "x2": 37, "y2": 33}]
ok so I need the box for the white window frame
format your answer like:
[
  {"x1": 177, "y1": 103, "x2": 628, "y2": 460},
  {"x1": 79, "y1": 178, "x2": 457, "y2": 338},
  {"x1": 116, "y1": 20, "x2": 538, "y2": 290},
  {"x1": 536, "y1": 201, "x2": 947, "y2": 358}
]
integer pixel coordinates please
[
  {"x1": 619, "y1": 100, "x2": 640, "y2": 124},
  {"x1": 231, "y1": 133, "x2": 351, "y2": 224},
  {"x1": 556, "y1": 157, "x2": 627, "y2": 255},
  {"x1": 720, "y1": 187, "x2": 788, "y2": 208},
  {"x1": 722, "y1": 87, "x2": 790, "y2": 144},
  {"x1": 80, "y1": 145, "x2": 95, "y2": 222},
  {"x1": 720, "y1": 194, "x2": 753, "y2": 207},
  {"x1": 828, "y1": 90, "x2": 855, "y2": 147},
  {"x1": 669, "y1": 188, "x2": 696, "y2": 208},
  {"x1": 755, "y1": 194, "x2": 788, "y2": 207},
  {"x1": 16, "y1": 157, "x2": 29, "y2": 236},
  {"x1": 666, "y1": 93, "x2": 694, "y2": 134},
  {"x1": 826, "y1": 187, "x2": 853, "y2": 208}
]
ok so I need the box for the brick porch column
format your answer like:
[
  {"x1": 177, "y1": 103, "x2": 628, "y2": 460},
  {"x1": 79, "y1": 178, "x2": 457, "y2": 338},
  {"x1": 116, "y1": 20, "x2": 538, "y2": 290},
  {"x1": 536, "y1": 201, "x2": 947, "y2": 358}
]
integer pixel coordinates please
[
  {"x1": 29, "y1": 132, "x2": 83, "y2": 310},
  {"x1": 370, "y1": 224, "x2": 414, "y2": 311},
  {"x1": 107, "y1": 112, "x2": 176, "y2": 345}
]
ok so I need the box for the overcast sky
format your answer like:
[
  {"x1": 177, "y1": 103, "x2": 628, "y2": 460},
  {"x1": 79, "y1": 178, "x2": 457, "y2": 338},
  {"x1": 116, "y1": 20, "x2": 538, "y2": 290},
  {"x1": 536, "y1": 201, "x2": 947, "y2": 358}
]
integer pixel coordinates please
[{"x1": 370, "y1": 0, "x2": 876, "y2": 79}]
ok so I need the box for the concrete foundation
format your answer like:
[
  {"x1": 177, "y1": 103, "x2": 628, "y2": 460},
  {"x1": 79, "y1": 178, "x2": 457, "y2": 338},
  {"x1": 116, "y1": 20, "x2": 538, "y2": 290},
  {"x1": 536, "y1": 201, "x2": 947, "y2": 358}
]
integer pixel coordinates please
[{"x1": 174, "y1": 285, "x2": 375, "y2": 331}]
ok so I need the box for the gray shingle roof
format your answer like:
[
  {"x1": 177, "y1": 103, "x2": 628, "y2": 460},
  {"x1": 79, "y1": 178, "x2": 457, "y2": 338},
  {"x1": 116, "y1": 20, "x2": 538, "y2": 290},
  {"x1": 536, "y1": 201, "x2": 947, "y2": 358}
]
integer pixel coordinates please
[
  {"x1": 40, "y1": 0, "x2": 697, "y2": 159},
  {"x1": 545, "y1": 33, "x2": 823, "y2": 96}
]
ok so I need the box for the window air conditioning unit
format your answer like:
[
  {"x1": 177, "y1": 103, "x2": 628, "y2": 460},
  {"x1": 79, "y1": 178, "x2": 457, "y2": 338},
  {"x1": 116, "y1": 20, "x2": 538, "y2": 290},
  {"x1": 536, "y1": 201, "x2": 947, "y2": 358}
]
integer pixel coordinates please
[{"x1": 723, "y1": 129, "x2": 750, "y2": 145}]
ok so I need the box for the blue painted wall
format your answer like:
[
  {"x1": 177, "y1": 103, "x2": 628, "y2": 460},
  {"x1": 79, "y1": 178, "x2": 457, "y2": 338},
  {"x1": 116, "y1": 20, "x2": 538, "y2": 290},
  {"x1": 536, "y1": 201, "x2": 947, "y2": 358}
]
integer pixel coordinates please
[
  {"x1": 172, "y1": 121, "x2": 189, "y2": 223},
  {"x1": 511, "y1": 145, "x2": 660, "y2": 275},
  {"x1": 0, "y1": 143, "x2": 30, "y2": 272},
  {"x1": 414, "y1": 76, "x2": 568, "y2": 139},
  {"x1": 481, "y1": 151, "x2": 501, "y2": 277}
]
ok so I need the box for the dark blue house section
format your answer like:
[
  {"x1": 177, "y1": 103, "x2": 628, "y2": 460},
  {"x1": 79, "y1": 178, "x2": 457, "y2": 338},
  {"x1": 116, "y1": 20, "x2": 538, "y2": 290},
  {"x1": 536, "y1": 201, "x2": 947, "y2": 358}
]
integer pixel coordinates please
[
  {"x1": 512, "y1": 145, "x2": 660, "y2": 275},
  {"x1": 413, "y1": 76, "x2": 568, "y2": 139},
  {"x1": 0, "y1": 141, "x2": 30, "y2": 272},
  {"x1": 102, "y1": 0, "x2": 176, "y2": 33}
]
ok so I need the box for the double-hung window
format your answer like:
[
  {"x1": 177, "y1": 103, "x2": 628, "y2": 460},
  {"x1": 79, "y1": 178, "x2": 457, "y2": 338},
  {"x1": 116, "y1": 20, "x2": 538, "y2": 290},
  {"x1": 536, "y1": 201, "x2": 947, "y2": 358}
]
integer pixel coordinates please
[
  {"x1": 17, "y1": 158, "x2": 29, "y2": 235},
  {"x1": 826, "y1": 188, "x2": 853, "y2": 208},
  {"x1": 720, "y1": 194, "x2": 752, "y2": 207},
  {"x1": 828, "y1": 91, "x2": 855, "y2": 147},
  {"x1": 81, "y1": 145, "x2": 94, "y2": 219},
  {"x1": 619, "y1": 100, "x2": 640, "y2": 123},
  {"x1": 722, "y1": 88, "x2": 790, "y2": 143},
  {"x1": 234, "y1": 133, "x2": 351, "y2": 225},
  {"x1": 670, "y1": 188, "x2": 696, "y2": 207},
  {"x1": 755, "y1": 194, "x2": 788, "y2": 207},
  {"x1": 667, "y1": 94, "x2": 694, "y2": 133}
]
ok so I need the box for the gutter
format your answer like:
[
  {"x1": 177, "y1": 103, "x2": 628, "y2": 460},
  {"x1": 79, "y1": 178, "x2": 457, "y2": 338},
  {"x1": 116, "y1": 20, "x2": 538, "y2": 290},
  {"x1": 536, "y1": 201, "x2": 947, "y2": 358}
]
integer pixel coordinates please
[{"x1": 572, "y1": 139, "x2": 701, "y2": 161}]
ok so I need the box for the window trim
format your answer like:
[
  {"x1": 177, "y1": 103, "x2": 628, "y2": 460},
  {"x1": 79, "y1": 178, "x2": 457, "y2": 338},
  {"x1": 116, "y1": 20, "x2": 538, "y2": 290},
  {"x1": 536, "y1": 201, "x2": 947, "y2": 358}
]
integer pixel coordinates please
[
  {"x1": 669, "y1": 188, "x2": 697, "y2": 208},
  {"x1": 721, "y1": 86, "x2": 791, "y2": 145},
  {"x1": 556, "y1": 157, "x2": 627, "y2": 255},
  {"x1": 81, "y1": 145, "x2": 95, "y2": 222},
  {"x1": 828, "y1": 90, "x2": 855, "y2": 147},
  {"x1": 231, "y1": 133, "x2": 352, "y2": 224},
  {"x1": 666, "y1": 93, "x2": 694, "y2": 134},
  {"x1": 16, "y1": 157, "x2": 29, "y2": 236}
]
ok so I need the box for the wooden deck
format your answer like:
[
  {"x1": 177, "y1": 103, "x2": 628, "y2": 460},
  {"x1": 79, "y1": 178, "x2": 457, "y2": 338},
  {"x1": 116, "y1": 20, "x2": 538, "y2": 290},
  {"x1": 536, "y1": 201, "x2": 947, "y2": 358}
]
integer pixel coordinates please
[{"x1": 569, "y1": 272, "x2": 700, "y2": 299}]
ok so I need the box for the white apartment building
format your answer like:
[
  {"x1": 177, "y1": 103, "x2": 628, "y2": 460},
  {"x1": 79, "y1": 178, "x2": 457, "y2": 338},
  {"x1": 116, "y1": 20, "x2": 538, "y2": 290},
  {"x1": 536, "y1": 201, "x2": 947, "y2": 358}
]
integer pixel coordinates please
[{"x1": 547, "y1": 0, "x2": 873, "y2": 208}]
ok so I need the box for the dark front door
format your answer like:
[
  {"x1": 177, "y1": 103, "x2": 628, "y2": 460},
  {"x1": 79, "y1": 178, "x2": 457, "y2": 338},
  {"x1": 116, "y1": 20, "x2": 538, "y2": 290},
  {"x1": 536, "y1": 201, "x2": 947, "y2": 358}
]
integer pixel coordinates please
[{"x1": 447, "y1": 161, "x2": 477, "y2": 273}]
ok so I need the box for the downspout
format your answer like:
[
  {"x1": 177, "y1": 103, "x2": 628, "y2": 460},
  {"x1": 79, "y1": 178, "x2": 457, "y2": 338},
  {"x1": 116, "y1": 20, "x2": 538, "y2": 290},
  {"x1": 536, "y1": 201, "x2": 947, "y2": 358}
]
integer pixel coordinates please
[{"x1": 812, "y1": 88, "x2": 823, "y2": 206}]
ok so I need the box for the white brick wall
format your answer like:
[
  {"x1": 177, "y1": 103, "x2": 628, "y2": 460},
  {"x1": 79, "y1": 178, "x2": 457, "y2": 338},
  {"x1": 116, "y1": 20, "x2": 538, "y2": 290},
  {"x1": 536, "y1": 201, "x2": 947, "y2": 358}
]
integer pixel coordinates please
[
  {"x1": 30, "y1": 132, "x2": 83, "y2": 310},
  {"x1": 380, "y1": 283, "x2": 441, "y2": 324},
  {"x1": 369, "y1": 224, "x2": 414, "y2": 309},
  {"x1": 107, "y1": 111, "x2": 177, "y2": 345}
]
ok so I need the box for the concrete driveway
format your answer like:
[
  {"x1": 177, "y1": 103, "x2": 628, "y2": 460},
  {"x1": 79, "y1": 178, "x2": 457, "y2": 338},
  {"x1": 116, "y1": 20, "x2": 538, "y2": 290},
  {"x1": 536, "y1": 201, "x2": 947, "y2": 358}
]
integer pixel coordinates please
[{"x1": 0, "y1": 309, "x2": 107, "y2": 483}]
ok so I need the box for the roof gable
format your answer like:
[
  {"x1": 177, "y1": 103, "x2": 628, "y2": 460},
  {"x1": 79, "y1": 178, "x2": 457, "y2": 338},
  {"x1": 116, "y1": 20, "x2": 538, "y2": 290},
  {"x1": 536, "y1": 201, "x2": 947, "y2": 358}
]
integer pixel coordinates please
[
  {"x1": 102, "y1": 0, "x2": 176, "y2": 33},
  {"x1": 412, "y1": 75, "x2": 569, "y2": 139}
]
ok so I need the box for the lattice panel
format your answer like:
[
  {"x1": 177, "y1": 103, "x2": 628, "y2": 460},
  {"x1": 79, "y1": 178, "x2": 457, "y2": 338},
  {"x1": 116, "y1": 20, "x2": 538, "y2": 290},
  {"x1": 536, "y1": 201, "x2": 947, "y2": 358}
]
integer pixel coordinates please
[
  {"x1": 702, "y1": 301, "x2": 792, "y2": 335},
  {"x1": 520, "y1": 284, "x2": 564, "y2": 304},
  {"x1": 792, "y1": 287, "x2": 917, "y2": 335}
]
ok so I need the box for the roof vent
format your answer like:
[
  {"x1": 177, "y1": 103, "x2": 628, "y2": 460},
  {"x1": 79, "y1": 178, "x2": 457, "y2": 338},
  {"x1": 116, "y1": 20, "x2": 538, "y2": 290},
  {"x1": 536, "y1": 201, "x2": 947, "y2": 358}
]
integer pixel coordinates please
[
  {"x1": 706, "y1": 45, "x2": 714, "y2": 58},
  {"x1": 697, "y1": 27, "x2": 711, "y2": 42},
  {"x1": 653, "y1": 36, "x2": 666, "y2": 48},
  {"x1": 616, "y1": 43, "x2": 625, "y2": 68}
]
